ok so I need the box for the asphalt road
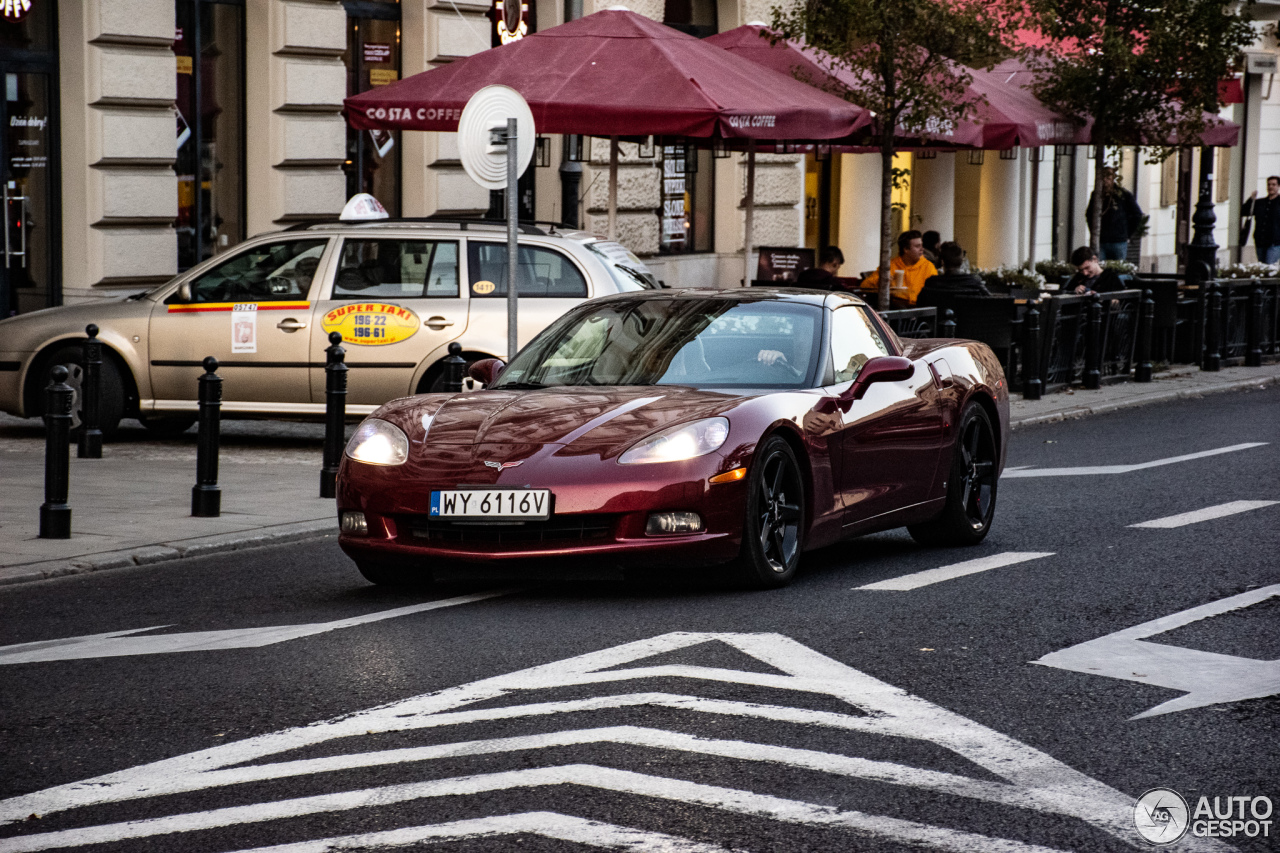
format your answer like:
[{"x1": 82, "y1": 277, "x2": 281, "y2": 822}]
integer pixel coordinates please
[{"x1": 1, "y1": 388, "x2": 1277, "y2": 853}]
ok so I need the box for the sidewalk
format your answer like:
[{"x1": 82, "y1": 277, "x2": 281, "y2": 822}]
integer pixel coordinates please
[{"x1": 2, "y1": 361, "x2": 1278, "y2": 588}]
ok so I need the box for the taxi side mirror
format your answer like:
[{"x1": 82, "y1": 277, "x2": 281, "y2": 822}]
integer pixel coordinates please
[
  {"x1": 468, "y1": 358, "x2": 505, "y2": 386},
  {"x1": 176, "y1": 282, "x2": 193, "y2": 303},
  {"x1": 845, "y1": 356, "x2": 914, "y2": 401}
]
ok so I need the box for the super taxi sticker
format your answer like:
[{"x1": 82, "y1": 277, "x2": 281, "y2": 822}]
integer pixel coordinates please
[{"x1": 322, "y1": 302, "x2": 420, "y2": 346}]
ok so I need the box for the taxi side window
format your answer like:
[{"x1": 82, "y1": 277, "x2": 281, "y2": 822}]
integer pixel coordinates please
[
  {"x1": 178, "y1": 240, "x2": 328, "y2": 304},
  {"x1": 829, "y1": 306, "x2": 891, "y2": 384},
  {"x1": 333, "y1": 240, "x2": 459, "y2": 299},
  {"x1": 468, "y1": 242, "x2": 588, "y2": 298}
]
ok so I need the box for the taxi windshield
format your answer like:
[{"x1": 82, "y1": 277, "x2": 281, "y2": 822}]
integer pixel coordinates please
[{"x1": 493, "y1": 298, "x2": 822, "y2": 390}]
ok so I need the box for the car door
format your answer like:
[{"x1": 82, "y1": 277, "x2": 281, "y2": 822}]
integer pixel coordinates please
[
  {"x1": 310, "y1": 237, "x2": 466, "y2": 407},
  {"x1": 464, "y1": 240, "x2": 590, "y2": 360},
  {"x1": 826, "y1": 306, "x2": 946, "y2": 525},
  {"x1": 148, "y1": 238, "x2": 330, "y2": 407}
]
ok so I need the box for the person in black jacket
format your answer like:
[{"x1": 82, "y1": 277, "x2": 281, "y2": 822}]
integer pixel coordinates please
[
  {"x1": 917, "y1": 242, "x2": 990, "y2": 308},
  {"x1": 1242, "y1": 176, "x2": 1280, "y2": 265},
  {"x1": 1087, "y1": 168, "x2": 1144, "y2": 260},
  {"x1": 796, "y1": 245, "x2": 846, "y2": 290},
  {"x1": 1064, "y1": 246, "x2": 1124, "y2": 295}
]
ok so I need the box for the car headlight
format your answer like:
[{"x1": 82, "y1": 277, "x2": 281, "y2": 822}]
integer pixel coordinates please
[
  {"x1": 619, "y1": 417, "x2": 729, "y2": 465},
  {"x1": 345, "y1": 418, "x2": 409, "y2": 466}
]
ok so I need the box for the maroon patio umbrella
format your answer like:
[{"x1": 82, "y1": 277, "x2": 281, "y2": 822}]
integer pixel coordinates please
[{"x1": 344, "y1": 10, "x2": 871, "y2": 141}]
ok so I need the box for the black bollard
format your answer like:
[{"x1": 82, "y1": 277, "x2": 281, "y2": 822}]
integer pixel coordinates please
[
  {"x1": 1203, "y1": 283, "x2": 1221, "y2": 372},
  {"x1": 444, "y1": 341, "x2": 466, "y2": 393},
  {"x1": 192, "y1": 357, "x2": 222, "y2": 517},
  {"x1": 1083, "y1": 293, "x2": 1102, "y2": 390},
  {"x1": 1246, "y1": 283, "x2": 1263, "y2": 368},
  {"x1": 320, "y1": 331, "x2": 348, "y2": 499},
  {"x1": 941, "y1": 308, "x2": 956, "y2": 339},
  {"x1": 1023, "y1": 305, "x2": 1042, "y2": 401},
  {"x1": 39, "y1": 365, "x2": 73, "y2": 539},
  {"x1": 78, "y1": 324, "x2": 103, "y2": 459},
  {"x1": 1135, "y1": 289, "x2": 1154, "y2": 383}
]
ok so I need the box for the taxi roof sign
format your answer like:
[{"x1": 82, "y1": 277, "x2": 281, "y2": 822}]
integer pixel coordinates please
[{"x1": 340, "y1": 193, "x2": 390, "y2": 221}]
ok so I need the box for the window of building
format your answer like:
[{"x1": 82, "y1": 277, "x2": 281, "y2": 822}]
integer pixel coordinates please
[
  {"x1": 175, "y1": 0, "x2": 245, "y2": 272},
  {"x1": 334, "y1": 240, "x2": 459, "y2": 298},
  {"x1": 344, "y1": 1, "x2": 401, "y2": 215},
  {"x1": 659, "y1": 145, "x2": 713, "y2": 254},
  {"x1": 662, "y1": 0, "x2": 716, "y2": 38}
]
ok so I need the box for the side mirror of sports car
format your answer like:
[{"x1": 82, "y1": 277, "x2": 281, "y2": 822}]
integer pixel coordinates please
[
  {"x1": 468, "y1": 358, "x2": 505, "y2": 386},
  {"x1": 844, "y1": 356, "x2": 915, "y2": 401}
]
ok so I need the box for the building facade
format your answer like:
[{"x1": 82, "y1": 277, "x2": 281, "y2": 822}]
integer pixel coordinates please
[{"x1": 1, "y1": 0, "x2": 1277, "y2": 317}]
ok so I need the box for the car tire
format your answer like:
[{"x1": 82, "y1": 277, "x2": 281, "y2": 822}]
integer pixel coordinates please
[
  {"x1": 731, "y1": 435, "x2": 805, "y2": 589},
  {"x1": 39, "y1": 345, "x2": 125, "y2": 436},
  {"x1": 354, "y1": 559, "x2": 432, "y2": 587},
  {"x1": 908, "y1": 402, "x2": 998, "y2": 547},
  {"x1": 139, "y1": 415, "x2": 198, "y2": 438}
]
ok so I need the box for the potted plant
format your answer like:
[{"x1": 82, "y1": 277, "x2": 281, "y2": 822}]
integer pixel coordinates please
[{"x1": 979, "y1": 264, "x2": 1049, "y2": 295}]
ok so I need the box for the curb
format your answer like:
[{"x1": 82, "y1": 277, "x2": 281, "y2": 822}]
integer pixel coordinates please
[
  {"x1": 0, "y1": 519, "x2": 336, "y2": 588},
  {"x1": 1009, "y1": 371, "x2": 1279, "y2": 429}
]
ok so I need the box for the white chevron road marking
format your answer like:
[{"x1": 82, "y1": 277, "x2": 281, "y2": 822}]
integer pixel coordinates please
[
  {"x1": 0, "y1": 590, "x2": 516, "y2": 665},
  {"x1": 854, "y1": 552, "x2": 1055, "y2": 591},
  {"x1": 1127, "y1": 500, "x2": 1279, "y2": 529},
  {"x1": 1002, "y1": 442, "x2": 1268, "y2": 478},
  {"x1": 0, "y1": 632, "x2": 1233, "y2": 852},
  {"x1": 228, "y1": 812, "x2": 742, "y2": 852}
]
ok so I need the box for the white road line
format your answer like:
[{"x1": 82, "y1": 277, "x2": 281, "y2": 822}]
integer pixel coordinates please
[
  {"x1": 227, "y1": 812, "x2": 742, "y2": 852},
  {"x1": 854, "y1": 552, "x2": 1055, "y2": 591},
  {"x1": 0, "y1": 590, "x2": 518, "y2": 665},
  {"x1": 1128, "y1": 500, "x2": 1279, "y2": 529},
  {"x1": 1, "y1": 765, "x2": 1072, "y2": 853},
  {"x1": 1003, "y1": 442, "x2": 1268, "y2": 478}
]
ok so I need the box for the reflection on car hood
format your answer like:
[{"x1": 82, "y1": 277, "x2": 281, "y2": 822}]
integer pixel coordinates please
[{"x1": 379, "y1": 386, "x2": 746, "y2": 452}]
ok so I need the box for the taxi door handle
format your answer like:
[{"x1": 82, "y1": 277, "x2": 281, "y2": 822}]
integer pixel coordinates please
[
  {"x1": 276, "y1": 318, "x2": 307, "y2": 331},
  {"x1": 424, "y1": 316, "x2": 455, "y2": 329}
]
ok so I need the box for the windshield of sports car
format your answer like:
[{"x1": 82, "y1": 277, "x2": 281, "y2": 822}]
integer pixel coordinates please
[{"x1": 492, "y1": 297, "x2": 823, "y2": 390}]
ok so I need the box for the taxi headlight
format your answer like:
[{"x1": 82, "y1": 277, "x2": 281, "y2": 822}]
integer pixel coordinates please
[
  {"x1": 345, "y1": 418, "x2": 409, "y2": 466},
  {"x1": 619, "y1": 417, "x2": 729, "y2": 465}
]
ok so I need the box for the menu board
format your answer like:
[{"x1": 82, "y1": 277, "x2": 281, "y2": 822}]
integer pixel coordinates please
[
  {"x1": 660, "y1": 146, "x2": 687, "y2": 252},
  {"x1": 756, "y1": 247, "x2": 815, "y2": 283}
]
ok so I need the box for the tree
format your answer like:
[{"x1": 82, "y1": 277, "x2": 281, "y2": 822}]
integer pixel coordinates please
[
  {"x1": 1027, "y1": 0, "x2": 1255, "y2": 253},
  {"x1": 771, "y1": 0, "x2": 1017, "y2": 309}
]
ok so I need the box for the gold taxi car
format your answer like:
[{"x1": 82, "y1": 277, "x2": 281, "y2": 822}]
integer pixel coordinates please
[{"x1": 0, "y1": 219, "x2": 658, "y2": 435}]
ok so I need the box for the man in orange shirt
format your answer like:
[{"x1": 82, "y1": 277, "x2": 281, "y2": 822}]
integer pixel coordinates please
[{"x1": 861, "y1": 230, "x2": 939, "y2": 306}]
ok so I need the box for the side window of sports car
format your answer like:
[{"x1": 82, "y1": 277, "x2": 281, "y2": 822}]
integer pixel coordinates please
[
  {"x1": 468, "y1": 242, "x2": 588, "y2": 298},
  {"x1": 333, "y1": 240, "x2": 460, "y2": 299},
  {"x1": 829, "y1": 306, "x2": 891, "y2": 384},
  {"x1": 174, "y1": 240, "x2": 329, "y2": 304}
]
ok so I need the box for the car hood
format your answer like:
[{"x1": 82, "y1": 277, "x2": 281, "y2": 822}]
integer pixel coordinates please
[{"x1": 377, "y1": 386, "x2": 747, "y2": 454}]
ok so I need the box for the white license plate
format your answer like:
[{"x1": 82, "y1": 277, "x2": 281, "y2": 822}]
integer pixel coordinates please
[{"x1": 429, "y1": 489, "x2": 552, "y2": 519}]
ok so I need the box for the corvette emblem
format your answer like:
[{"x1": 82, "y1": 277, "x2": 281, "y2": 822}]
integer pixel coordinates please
[{"x1": 484, "y1": 460, "x2": 524, "y2": 470}]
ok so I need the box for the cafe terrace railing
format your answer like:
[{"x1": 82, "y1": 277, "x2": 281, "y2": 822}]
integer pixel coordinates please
[{"x1": 1199, "y1": 278, "x2": 1280, "y2": 368}]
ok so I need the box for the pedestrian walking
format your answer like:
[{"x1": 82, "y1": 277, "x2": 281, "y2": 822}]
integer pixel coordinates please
[
  {"x1": 1242, "y1": 176, "x2": 1280, "y2": 265},
  {"x1": 1087, "y1": 167, "x2": 1144, "y2": 260}
]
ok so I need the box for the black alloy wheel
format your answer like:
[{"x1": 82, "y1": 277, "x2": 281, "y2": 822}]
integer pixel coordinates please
[
  {"x1": 734, "y1": 435, "x2": 806, "y2": 588},
  {"x1": 908, "y1": 402, "x2": 998, "y2": 546}
]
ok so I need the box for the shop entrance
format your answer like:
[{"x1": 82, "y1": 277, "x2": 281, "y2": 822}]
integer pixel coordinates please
[{"x1": 0, "y1": 1, "x2": 59, "y2": 318}]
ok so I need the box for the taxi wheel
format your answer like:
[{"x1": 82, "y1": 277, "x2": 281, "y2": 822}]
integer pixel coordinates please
[
  {"x1": 355, "y1": 559, "x2": 432, "y2": 587},
  {"x1": 139, "y1": 415, "x2": 197, "y2": 438},
  {"x1": 40, "y1": 345, "x2": 125, "y2": 436}
]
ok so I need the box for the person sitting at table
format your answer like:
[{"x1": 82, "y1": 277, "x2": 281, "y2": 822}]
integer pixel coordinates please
[
  {"x1": 1064, "y1": 246, "x2": 1124, "y2": 295},
  {"x1": 917, "y1": 242, "x2": 991, "y2": 308},
  {"x1": 796, "y1": 245, "x2": 846, "y2": 290},
  {"x1": 861, "y1": 230, "x2": 939, "y2": 305}
]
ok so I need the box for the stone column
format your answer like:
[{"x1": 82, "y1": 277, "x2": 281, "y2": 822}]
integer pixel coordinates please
[
  {"x1": 244, "y1": 0, "x2": 347, "y2": 236},
  {"x1": 976, "y1": 155, "x2": 1021, "y2": 268},
  {"x1": 836, "y1": 152, "x2": 882, "y2": 275},
  {"x1": 59, "y1": 0, "x2": 178, "y2": 301},
  {"x1": 910, "y1": 153, "x2": 955, "y2": 242}
]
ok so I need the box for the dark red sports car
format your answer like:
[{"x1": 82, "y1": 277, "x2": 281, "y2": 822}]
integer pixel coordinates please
[{"x1": 336, "y1": 289, "x2": 1008, "y2": 587}]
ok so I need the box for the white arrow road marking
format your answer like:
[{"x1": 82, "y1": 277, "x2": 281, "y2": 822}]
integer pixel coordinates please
[
  {"x1": 0, "y1": 590, "x2": 516, "y2": 665},
  {"x1": 0, "y1": 632, "x2": 1233, "y2": 852},
  {"x1": 228, "y1": 812, "x2": 742, "y2": 853},
  {"x1": 1002, "y1": 442, "x2": 1268, "y2": 478},
  {"x1": 1127, "y1": 500, "x2": 1279, "y2": 529},
  {"x1": 1034, "y1": 585, "x2": 1280, "y2": 719},
  {"x1": 854, "y1": 552, "x2": 1055, "y2": 591}
]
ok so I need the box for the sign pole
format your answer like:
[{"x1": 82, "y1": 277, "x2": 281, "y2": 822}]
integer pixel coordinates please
[{"x1": 507, "y1": 117, "x2": 519, "y2": 362}]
